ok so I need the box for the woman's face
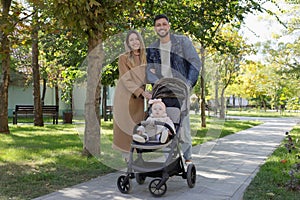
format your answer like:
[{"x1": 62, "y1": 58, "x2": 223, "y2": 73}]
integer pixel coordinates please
[{"x1": 128, "y1": 33, "x2": 141, "y2": 51}]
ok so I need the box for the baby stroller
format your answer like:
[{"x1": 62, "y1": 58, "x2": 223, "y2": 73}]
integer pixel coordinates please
[{"x1": 117, "y1": 77, "x2": 197, "y2": 197}]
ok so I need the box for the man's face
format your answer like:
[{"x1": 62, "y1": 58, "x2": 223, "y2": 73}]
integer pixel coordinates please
[{"x1": 154, "y1": 18, "x2": 170, "y2": 38}]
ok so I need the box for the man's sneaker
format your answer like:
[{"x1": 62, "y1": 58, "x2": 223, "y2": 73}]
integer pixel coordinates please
[
  {"x1": 185, "y1": 159, "x2": 192, "y2": 165},
  {"x1": 160, "y1": 130, "x2": 169, "y2": 143},
  {"x1": 133, "y1": 134, "x2": 146, "y2": 143}
]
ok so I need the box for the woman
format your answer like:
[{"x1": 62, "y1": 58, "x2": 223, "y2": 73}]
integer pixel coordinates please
[{"x1": 112, "y1": 30, "x2": 152, "y2": 161}]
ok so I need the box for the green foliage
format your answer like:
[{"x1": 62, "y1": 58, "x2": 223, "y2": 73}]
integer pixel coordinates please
[
  {"x1": 39, "y1": 28, "x2": 87, "y2": 85},
  {"x1": 160, "y1": 0, "x2": 264, "y2": 49},
  {"x1": 101, "y1": 63, "x2": 118, "y2": 87},
  {"x1": 286, "y1": 97, "x2": 300, "y2": 111},
  {"x1": 40, "y1": 30, "x2": 87, "y2": 68},
  {"x1": 38, "y1": 27, "x2": 87, "y2": 109},
  {"x1": 47, "y1": 0, "x2": 136, "y2": 39},
  {"x1": 127, "y1": 0, "x2": 270, "y2": 52},
  {"x1": 60, "y1": 66, "x2": 85, "y2": 109}
]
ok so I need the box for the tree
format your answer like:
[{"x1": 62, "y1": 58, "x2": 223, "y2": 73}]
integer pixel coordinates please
[
  {"x1": 0, "y1": 0, "x2": 13, "y2": 133},
  {"x1": 31, "y1": 7, "x2": 44, "y2": 126},
  {"x1": 185, "y1": 0, "x2": 276, "y2": 126},
  {"x1": 46, "y1": 0, "x2": 137, "y2": 157},
  {"x1": 1, "y1": 0, "x2": 37, "y2": 133},
  {"x1": 101, "y1": 63, "x2": 118, "y2": 121},
  {"x1": 39, "y1": 28, "x2": 88, "y2": 114},
  {"x1": 211, "y1": 25, "x2": 250, "y2": 118},
  {"x1": 127, "y1": 0, "x2": 274, "y2": 127},
  {"x1": 0, "y1": 0, "x2": 29, "y2": 133}
]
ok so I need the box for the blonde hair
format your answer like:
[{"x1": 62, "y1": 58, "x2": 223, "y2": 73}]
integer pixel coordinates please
[{"x1": 124, "y1": 30, "x2": 147, "y2": 66}]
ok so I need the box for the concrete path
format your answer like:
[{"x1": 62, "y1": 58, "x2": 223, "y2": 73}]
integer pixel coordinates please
[{"x1": 34, "y1": 116, "x2": 299, "y2": 200}]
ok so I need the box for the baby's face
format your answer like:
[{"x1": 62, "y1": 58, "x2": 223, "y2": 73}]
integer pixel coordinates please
[{"x1": 152, "y1": 104, "x2": 164, "y2": 118}]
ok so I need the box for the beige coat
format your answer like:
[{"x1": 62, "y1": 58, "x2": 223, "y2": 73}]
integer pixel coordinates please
[{"x1": 112, "y1": 53, "x2": 146, "y2": 153}]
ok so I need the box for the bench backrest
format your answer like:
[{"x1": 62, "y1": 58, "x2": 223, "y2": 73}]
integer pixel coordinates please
[
  {"x1": 15, "y1": 105, "x2": 58, "y2": 114},
  {"x1": 15, "y1": 105, "x2": 34, "y2": 114}
]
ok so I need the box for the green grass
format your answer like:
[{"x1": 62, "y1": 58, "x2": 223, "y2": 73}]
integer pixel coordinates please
[
  {"x1": 8, "y1": 116, "x2": 62, "y2": 124},
  {"x1": 190, "y1": 115, "x2": 262, "y2": 145},
  {"x1": 227, "y1": 109, "x2": 300, "y2": 118},
  {"x1": 0, "y1": 124, "x2": 113, "y2": 200},
  {"x1": 243, "y1": 125, "x2": 300, "y2": 200},
  {"x1": 0, "y1": 115, "x2": 273, "y2": 199}
]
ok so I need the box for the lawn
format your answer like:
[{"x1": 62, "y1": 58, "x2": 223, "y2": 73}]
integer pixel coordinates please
[
  {"x1": 190, "y1": 114, "x2": 262, "y2": 145},
  {"x1": 0, "y1": 114, "x2": 268, "y2": 199},
  {"x1": 0, "y1": 124, "x2": 113, "y2": 200},
  {"x1": 226, "y1": 109, "x2": 300, "y2": 199},
  {"x1": 227, "y1": 109, "x2": 300, "y2": 118},
  {"x1": 243, "y1": 125, "x2": 300, "y2": 200}
]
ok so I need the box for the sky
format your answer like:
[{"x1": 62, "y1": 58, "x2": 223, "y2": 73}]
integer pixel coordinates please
[
  {"x1": 240, "y1": 0, "x2": 299, "y2": 45},
  {"x1": 239, "y1": 1, "x2": 300, "y2": 62},
  {"x1": 240, "y1": 1, "x2": 286, "y2": 44}
]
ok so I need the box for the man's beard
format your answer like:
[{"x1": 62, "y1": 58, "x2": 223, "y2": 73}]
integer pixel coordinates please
[{"x1": 157, "y1": 29, "x2": 169, "y2": 38}]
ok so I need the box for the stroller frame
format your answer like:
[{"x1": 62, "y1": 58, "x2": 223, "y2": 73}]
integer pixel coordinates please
[{"x1": 117, "y1": 78, "x2": 196, "y2": 197}]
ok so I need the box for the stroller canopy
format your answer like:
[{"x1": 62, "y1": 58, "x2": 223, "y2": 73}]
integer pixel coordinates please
[{"x1": 151, "y1": 77, "x2": 190, "y2": 114}]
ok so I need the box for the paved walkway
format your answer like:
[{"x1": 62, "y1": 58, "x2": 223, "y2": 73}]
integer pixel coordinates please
[{"x1": 34, "y1": 116, "x2": 299, "y2": 200}]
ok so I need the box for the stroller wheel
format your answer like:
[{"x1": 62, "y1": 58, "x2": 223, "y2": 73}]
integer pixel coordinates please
[
  {"x1": 149, "y1": 178, "x2": 167, "y2": 197},
  {"x1": 135, "y1": 173, "x2": 146, "y2": 184},
  {"x1": 117, "y1": 175, "x2": 132, "y2": 194},
  {"x1": 186, "y1": 164, "x2": 196, "y2": 188}
]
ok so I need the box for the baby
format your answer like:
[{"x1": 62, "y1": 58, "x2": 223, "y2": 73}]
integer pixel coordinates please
[{"x1": 133, "y1": 99, "x2": 175, "y2": 144}]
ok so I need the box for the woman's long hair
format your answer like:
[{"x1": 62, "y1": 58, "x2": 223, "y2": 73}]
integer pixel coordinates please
[{"x1": 124, "y1": 30, "x2": 147, "y2": 66}]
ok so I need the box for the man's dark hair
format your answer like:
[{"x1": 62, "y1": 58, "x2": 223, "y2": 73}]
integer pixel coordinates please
[{"x1": 153, "y1": 14, "x2": 169, "y2": 25}]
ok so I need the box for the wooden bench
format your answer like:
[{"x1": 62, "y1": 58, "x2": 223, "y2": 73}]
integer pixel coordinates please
[{"x1": 13, "y1": 105, "x2": 59, "y2": 124}]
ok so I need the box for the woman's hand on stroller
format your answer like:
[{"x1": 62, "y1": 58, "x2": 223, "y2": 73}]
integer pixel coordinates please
[{"x1": 141, "y1": 91, "x2": 152, "y2": 99}]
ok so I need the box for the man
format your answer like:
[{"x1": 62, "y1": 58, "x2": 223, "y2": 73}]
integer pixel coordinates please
[{"x1": 146, "y1": 14, "x2": 201, "y2": 164}]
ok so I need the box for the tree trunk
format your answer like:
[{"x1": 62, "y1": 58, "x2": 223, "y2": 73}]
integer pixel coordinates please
[
  {"x1": 83, "y1": 34, "x2": 103, "y2": 157},
  {"x1": 214, "y1": 69, "x2": 219, "y2": 116},
  {"x1": 0, "y1": 0, "x2": 12, "y2": 134},
  {"x1": 220, "y1": 88, "x2": 226, "y2": 119},
  {"x1": 102, "y1": 85, "x2": 108, "y2": 121},
  {"x1": 41, "y1": 78, "x2": 46, "y2": 106},
  {"x1": 32, "y1": 9, "x2": 43, "y2": 126},
  {"x1": 262, "y1": 97, "x2": 267, "y2": 112},
  {"x1": 200, "y1": 46, "x2": 206, "y2": 127},
  {"x1": 55, "y1": 84, "x2": 59, "y2": 107},
  {"x1": 95, "y1": 78, "x2": 101, "y2": 124}
]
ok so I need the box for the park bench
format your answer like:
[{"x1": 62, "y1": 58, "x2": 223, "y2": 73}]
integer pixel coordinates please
[{"x1": 13, "y1": 105, "x2": 59, "y2": 124}]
